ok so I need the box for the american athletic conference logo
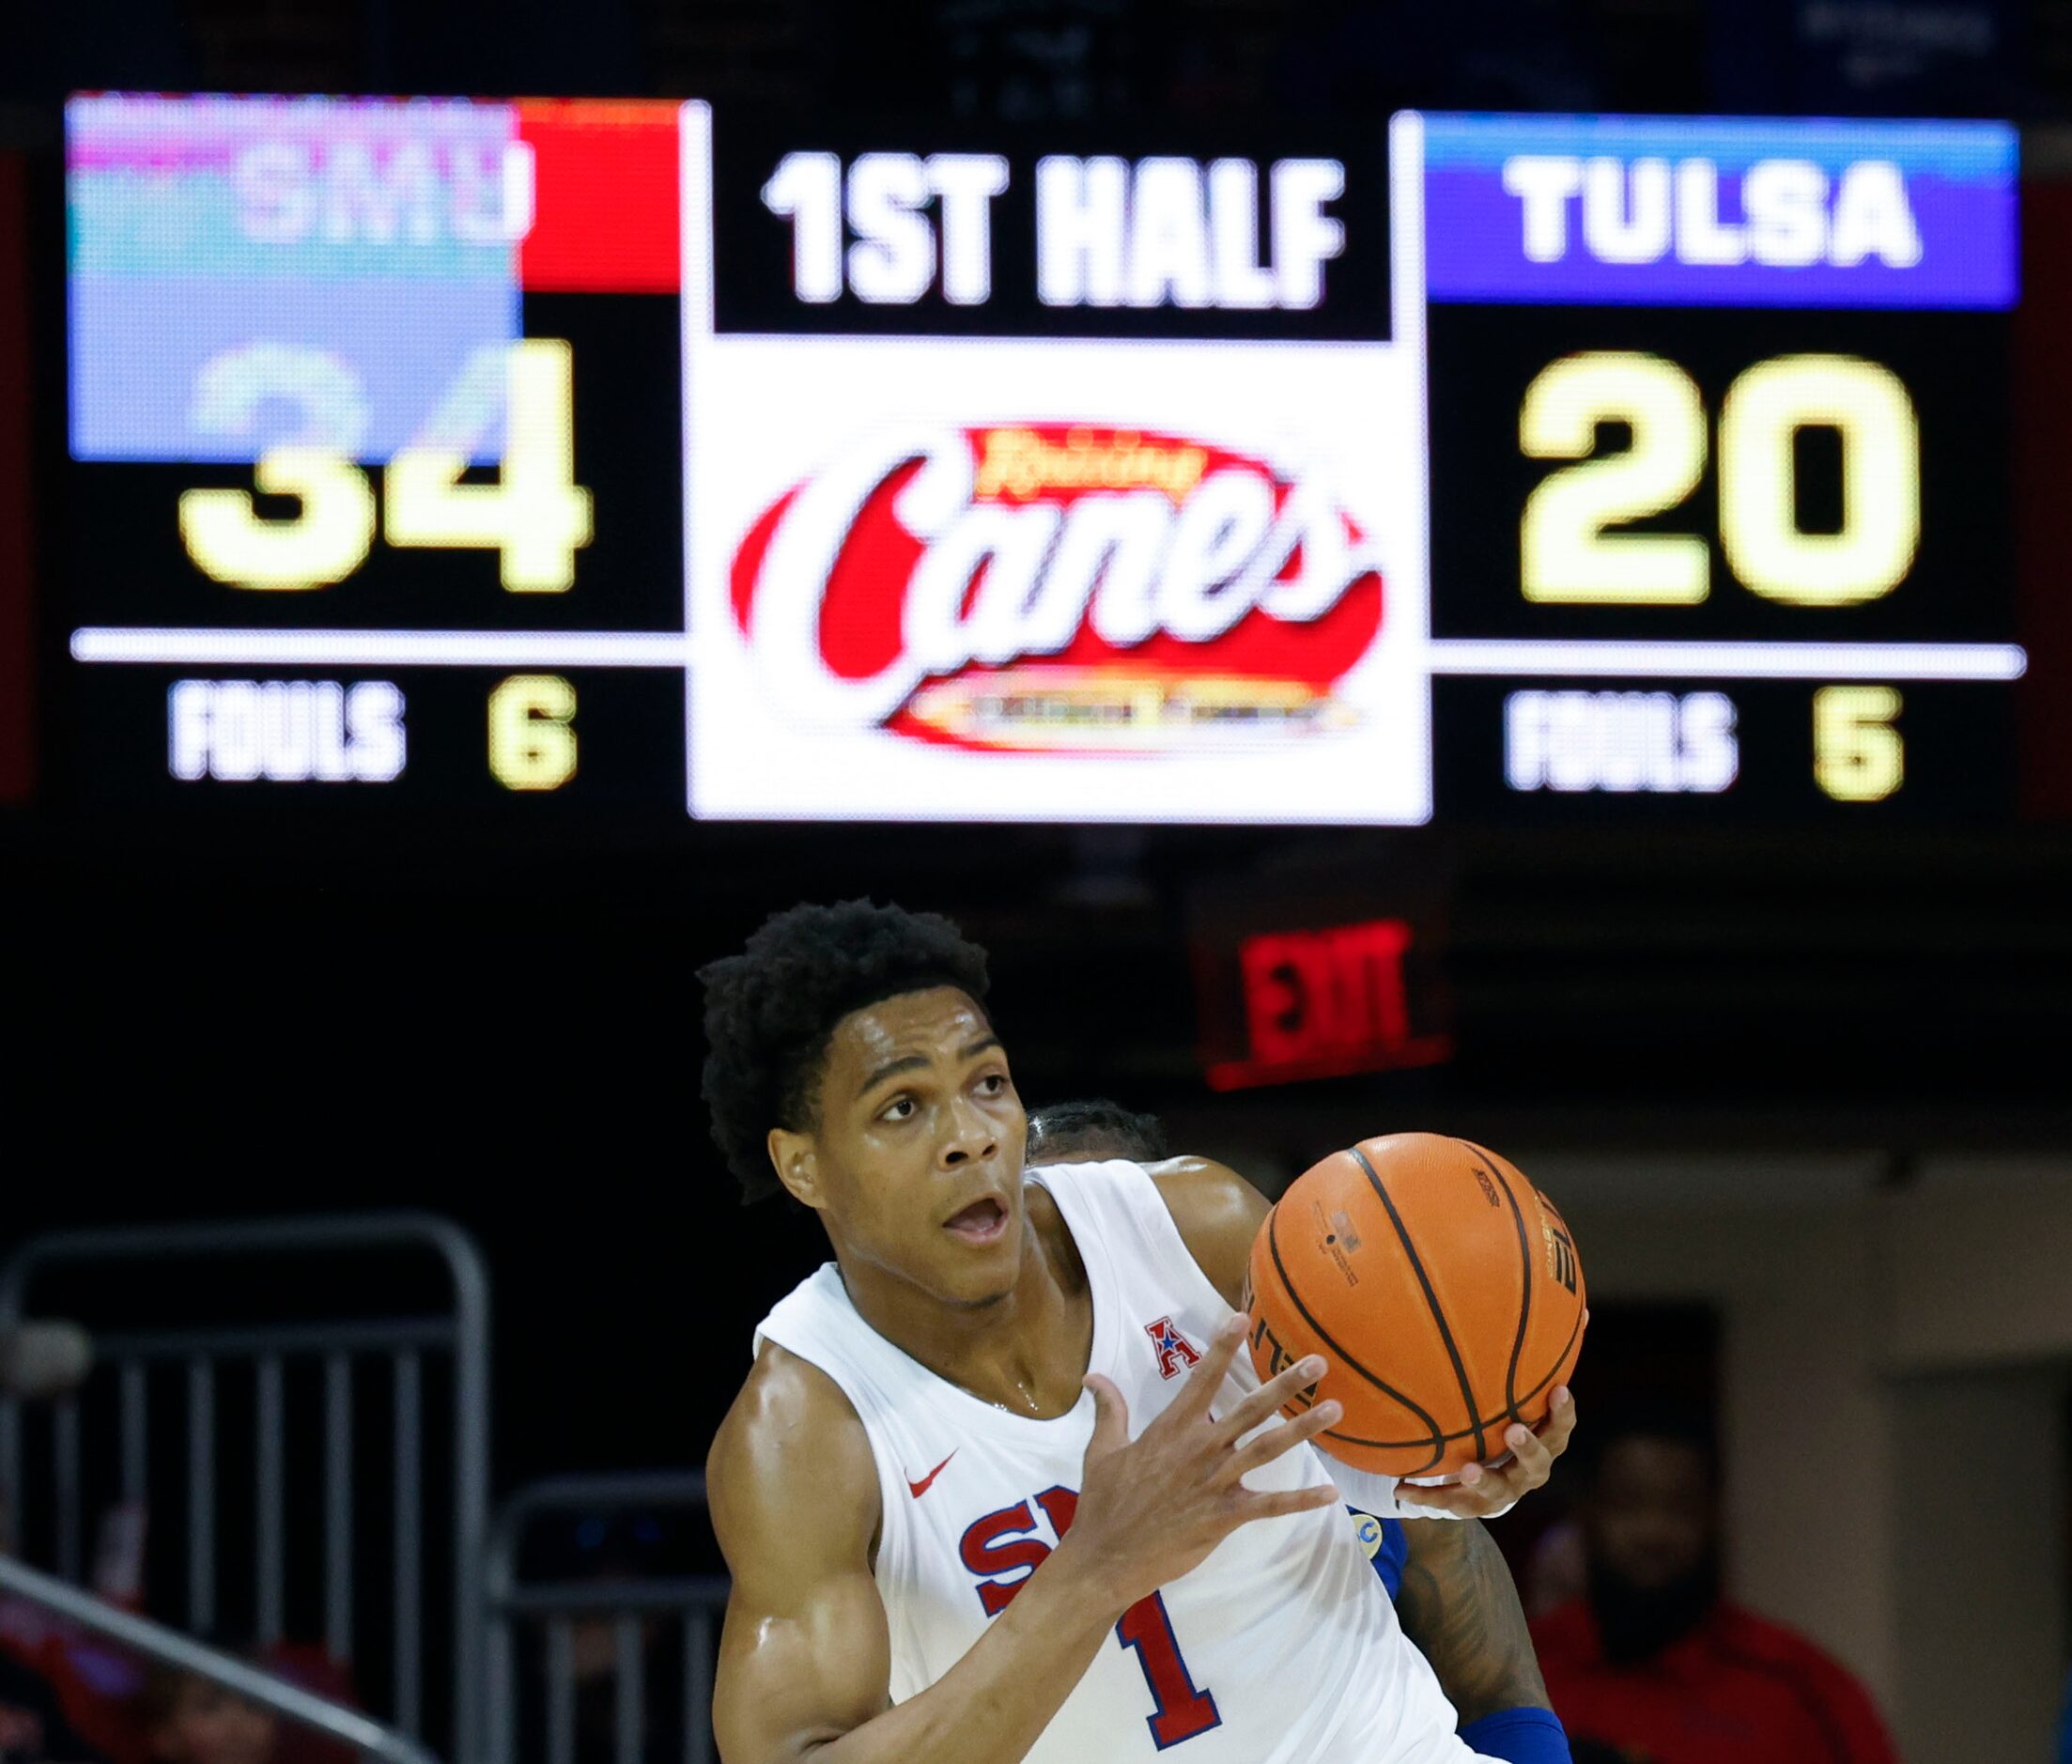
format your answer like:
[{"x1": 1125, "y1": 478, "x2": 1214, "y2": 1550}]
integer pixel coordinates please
[{"x1": 1144, "y1": 1315, "x2": 1201, "y2": 1380}]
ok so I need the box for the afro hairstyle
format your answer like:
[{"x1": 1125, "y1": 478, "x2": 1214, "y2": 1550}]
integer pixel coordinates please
[
  {"x1": 1025, "y1": 1098, "x2": 1171, "y2": 1165},
  {"x1": 699, "y1": 900, "x2": 993, "y2": 1202}
]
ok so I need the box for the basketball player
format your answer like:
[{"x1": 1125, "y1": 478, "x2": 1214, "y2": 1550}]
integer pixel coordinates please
[
  {"x1": 704, "y1": 902, "x2": 1573, "y2": 1762},
  {"x1": 1023, "y1": 1101, "x2": 1571, "y2": 1763}
]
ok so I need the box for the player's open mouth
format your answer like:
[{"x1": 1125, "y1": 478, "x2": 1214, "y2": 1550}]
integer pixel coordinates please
[{"x1": 943, "y1": 1196, "x2": 1009, "y2": 1244}]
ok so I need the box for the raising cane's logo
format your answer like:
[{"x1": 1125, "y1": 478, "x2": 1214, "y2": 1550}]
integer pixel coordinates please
[{"x1": 727, "y1": 424, "x2": 1386, "y2": 753}]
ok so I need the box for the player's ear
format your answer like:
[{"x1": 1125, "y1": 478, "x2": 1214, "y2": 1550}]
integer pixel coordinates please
[{"x1": 767, "y1": 1127, "x2": 826, "y2": 1211}]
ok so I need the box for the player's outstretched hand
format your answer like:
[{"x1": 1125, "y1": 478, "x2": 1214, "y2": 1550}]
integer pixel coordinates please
[
  {"x1": 1060, "y1": 1315, "x2": 1342, "y2": 1611},
  {"x1": 1393, "y1": 1386, "x2": 1578, "y2": 1518}
]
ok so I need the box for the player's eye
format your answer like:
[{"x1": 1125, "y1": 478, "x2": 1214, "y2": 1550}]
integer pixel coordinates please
[
  {"x1": 977, "y1": 1073, "x2": 1008, "y2": 1095},
  {"x1": 880, "y1": 1096, "x2": 916, "y2": 1122}
]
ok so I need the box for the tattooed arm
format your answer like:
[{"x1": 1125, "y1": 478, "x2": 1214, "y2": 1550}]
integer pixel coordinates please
[{"x1": 1393, "y1": 1519, "x2": 1551, "y2": 1726}]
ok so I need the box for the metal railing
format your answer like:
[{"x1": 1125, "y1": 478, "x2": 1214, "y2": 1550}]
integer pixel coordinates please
[
  {"x1": 0, "y1": 1554, "x2": 440, "y2": 1764},
  {"x1": 485, "y1": 1474, "x2": 726, "y2": 1764},
  {"x1": 0, "y1": 1214, "x2": 491, "y2": 1764}
]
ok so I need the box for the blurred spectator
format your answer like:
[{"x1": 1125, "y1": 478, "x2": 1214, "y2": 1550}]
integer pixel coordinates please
[
  {"x1": 1, "y1": 1495, "x2": 148, "y2": 1764},
  {"x1": 0, "y1": 1649, "x2": 103, "y2": 1764},
  {"x1": 250, "y1": 1649, "x2": 355, "y2": 1764},
  {"x1": 136, "y1": 1663, "x2": 274, "y2": 1764},
  {"x1": 517, "y1": 1509, "x2": 703, "y2": 1764},
  {"x1": 130, "y1": 1643, "x2": 351, "y2": 1764},
  {"x1": 1531, "y1": 1408, "x2": 1898, "y2": 1764},
  {"x1": 1521, "y1": 1513, "x2": 1587, "y2": 1617},
  {"x1": 7, "y1": 1483, "x2": 352, "y2": 1764}
]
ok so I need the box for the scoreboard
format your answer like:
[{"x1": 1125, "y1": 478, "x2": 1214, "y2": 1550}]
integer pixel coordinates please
[{"x1": 58, "y1": 97, "x2": 2023, "y2": 823}]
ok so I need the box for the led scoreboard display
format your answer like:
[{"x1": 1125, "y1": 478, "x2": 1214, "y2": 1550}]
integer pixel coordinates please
[
  {"x1": 1423, "y1": 116, "x2": 2019, "y2": 819},
  {"x1": 59, "y1": 97, "x2": 2023, "y2": 822}
]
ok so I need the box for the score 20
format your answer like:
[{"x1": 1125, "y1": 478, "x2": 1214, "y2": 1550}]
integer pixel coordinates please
[{"x1": 761, "y1": 151, "x2": 1349, "y2": 310}]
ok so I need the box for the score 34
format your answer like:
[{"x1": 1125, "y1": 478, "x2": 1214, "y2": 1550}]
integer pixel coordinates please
[
  {"x1": 178, "y1": 339, "x2": 593, "y2": 595},
  {"x1": 177, "y1": 339, "x2": 593, "y2": 793}
]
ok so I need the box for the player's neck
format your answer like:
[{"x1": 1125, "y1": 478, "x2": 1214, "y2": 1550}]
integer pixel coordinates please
[{"x1": 835, "y1": 1187, "x2": 1092, "y2": 1418}]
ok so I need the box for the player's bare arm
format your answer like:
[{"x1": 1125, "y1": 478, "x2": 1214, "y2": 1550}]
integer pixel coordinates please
[
  {"x1": 709, "y1": 1323, "x2": 1341, "y2": 1763},
  {"x1": 709, "y1": 1346, "x2": 894, "y2": 1756},
  {"x1": 1145, "y1": 1155, "x2": 1578, "y2": 1513},
  {"x1": 1392, "y1": 1518, "x2": 1553, "y2": 1726}
]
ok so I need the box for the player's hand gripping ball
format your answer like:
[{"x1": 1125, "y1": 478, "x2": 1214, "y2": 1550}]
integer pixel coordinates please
[{"x1": 1243, "y1": 1133, "x2": 1586, "y2": 1490}]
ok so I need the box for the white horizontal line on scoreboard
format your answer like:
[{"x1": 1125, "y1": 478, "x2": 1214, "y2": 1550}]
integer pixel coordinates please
[
  {"x1": 70, "y1": 629, "x2": 2031, "y2": 683},
  {"x1": 1424, "y1": 639, "x2": 2028, "y2": 682},
  {"x1": 70, "y1": 629, "x2": 695, "y2": 668}
]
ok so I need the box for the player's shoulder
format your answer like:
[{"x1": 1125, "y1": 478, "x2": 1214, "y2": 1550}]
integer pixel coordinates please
[
  {"x1": 1031, "y1": 1153, "x2": 1262, "y2": 1244},
  {"x1": 1035, "y1": 1153, "x2": 1268, "y2": 1308},
  {"x1": 709, "y1": 1338, "x2": 874, "y2": 1488},
  {"x1": 1145, "y1": 1156, "x2": 1271, "y2": 1308},
  {"x1": 707, "y1": 1340, "x2": 879, "y2": 1570},
  {"x1": 1146, "y1": 1154, "x2": 1270, "y2": 1229}
]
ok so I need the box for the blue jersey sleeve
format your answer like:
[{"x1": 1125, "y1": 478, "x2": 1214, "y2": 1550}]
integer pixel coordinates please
[
  {"x1": 1347, "y1": 1508, "x2": 1409, "y2": 1601},
  {"x1": 1354, "y1": 1509, "x2": 1570, "y2": 1759},
  {"x1": 1458, "y1": 1707, "x2": 1570, "y2": 1763}
]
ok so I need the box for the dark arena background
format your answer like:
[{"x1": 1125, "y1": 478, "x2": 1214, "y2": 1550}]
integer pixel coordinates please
[{"x1": 4, "y1": 6, "x2": 2072, "y2": 1764}]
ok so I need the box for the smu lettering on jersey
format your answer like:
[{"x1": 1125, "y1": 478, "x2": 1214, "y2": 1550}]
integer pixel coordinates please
[{"x1": 753, "y1": 1158, "x2": 1491, "y2": 1763}]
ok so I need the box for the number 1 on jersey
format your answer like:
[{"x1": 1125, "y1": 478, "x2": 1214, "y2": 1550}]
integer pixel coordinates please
[
  {"x1": 1116, "y1": 1592, "x2": 1221, "y2": 1748},
  {"x1": 966, "y1": 1490, "x2": 1221, "y2": 1747}
]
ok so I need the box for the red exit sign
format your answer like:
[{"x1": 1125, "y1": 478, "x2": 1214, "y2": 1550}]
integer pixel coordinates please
[{"x1": 1203, "y1": 916, "x2": 1453, "y2": 1091}]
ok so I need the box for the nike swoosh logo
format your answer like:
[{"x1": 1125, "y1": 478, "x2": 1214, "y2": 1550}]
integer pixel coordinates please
[{"x1": 906, "y1": 1450, "x2": 957, "y2": 1498}]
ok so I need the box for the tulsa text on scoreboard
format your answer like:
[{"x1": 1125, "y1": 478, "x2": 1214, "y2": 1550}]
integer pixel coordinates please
[{"x1": 60, "y1": 97, "x2": 2023, "y2": 822}]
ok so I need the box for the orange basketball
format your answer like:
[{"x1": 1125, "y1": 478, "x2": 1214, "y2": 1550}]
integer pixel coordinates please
[{"x1": 1243, "y1": 1133, "x2": 1586, "y2": 1479}]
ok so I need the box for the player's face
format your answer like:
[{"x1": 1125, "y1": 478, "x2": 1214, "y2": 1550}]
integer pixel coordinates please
[
  {"x1": 1585, "y1": 1436, "x2": 1715, "y2": 1591},
  {"x1": 793, "y1": 987, "x2": 1029, "y2": 1305}
]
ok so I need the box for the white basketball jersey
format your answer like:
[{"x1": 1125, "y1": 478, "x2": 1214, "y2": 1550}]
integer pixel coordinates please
[{"x1": 754, "y1": 1158, "x2": 1492, "y2": 1763}]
